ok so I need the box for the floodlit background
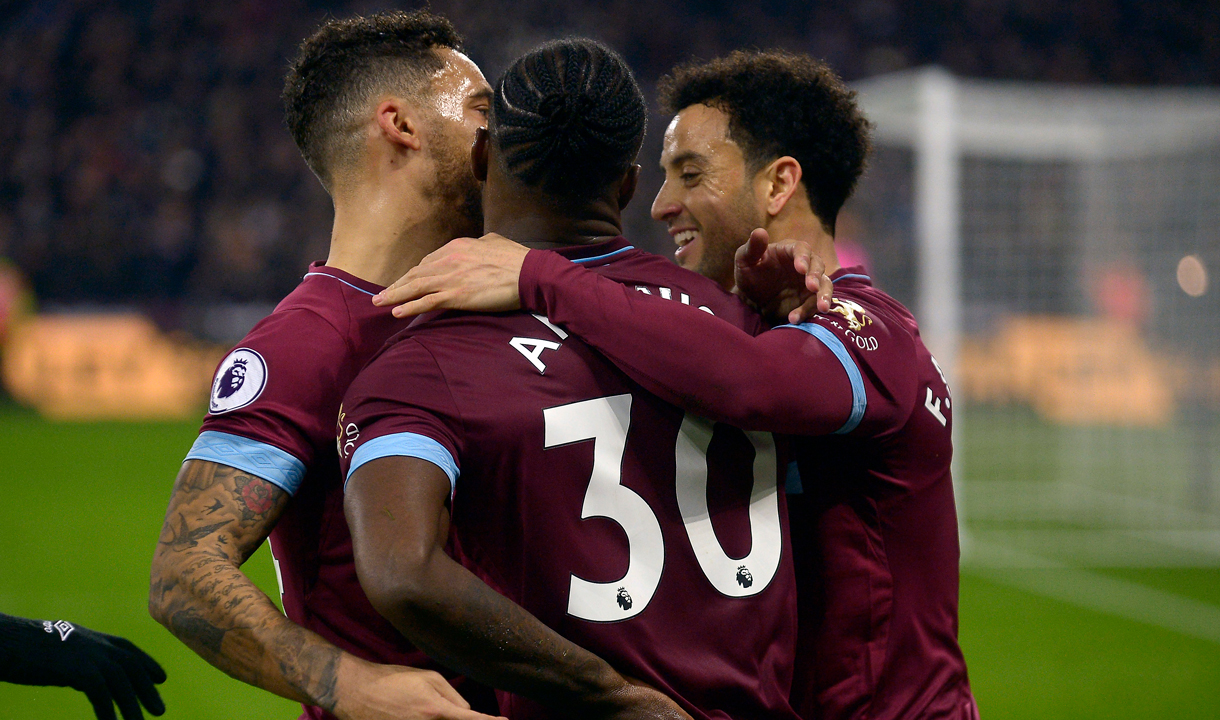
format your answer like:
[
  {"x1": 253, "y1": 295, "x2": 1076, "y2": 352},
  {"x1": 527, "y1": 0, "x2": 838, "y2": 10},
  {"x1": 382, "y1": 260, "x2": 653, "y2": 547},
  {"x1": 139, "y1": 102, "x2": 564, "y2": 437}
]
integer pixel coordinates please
[{"x1": 1, "y1": 1, "x2": 1217, "y2": 718}]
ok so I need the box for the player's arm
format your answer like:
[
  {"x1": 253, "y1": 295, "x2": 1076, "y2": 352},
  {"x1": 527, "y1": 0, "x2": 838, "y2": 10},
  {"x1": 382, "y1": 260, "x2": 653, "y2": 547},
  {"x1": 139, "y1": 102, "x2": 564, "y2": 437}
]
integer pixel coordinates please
[
  {"x1": 149, "y1": 459, "x2": 495, "y2": 720},
  {"x1": 376, "y1": 235, "x2": 855, "y2": 436},
  {"x1": 377, "y1": 231, "x2": 831, "y2": 325},
  {"x1": 523, "y1": 263, "x2": 856, "y2": 435},
  {"x1": 345, "y1": 456, "x2": 691, "y2": 720}
]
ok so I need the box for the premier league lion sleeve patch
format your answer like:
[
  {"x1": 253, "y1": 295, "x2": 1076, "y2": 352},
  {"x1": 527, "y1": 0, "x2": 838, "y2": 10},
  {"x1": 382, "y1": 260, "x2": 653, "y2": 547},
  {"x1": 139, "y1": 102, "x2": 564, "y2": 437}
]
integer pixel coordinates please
[{"x1": 209, "y1": 348, "x2": 269, "y2": 414}]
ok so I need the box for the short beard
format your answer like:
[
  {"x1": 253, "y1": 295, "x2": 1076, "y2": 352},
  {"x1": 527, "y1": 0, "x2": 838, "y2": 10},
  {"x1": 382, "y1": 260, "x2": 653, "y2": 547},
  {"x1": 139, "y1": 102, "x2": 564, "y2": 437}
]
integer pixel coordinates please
[
  {"x1": 426, "y1": 125, "x2": 484, "y2": 239},
  {"x1": 694, "y1": 240, "x2": 740, "y2": 291},
  {"x1": 695, "y1": 188, "x2": 764, "y2": 290}
]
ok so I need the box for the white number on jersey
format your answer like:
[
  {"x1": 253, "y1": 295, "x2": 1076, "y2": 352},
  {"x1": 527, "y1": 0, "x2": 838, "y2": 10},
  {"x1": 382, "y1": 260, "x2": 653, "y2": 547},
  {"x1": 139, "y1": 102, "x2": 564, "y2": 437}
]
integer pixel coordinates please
[
  {"x1": 545, "y1": 395, "x2": 665, "y2": 621},
  {"x1": 544, "y1": 395, "x2": 783, "y2": 622},
  {"x1": 675, "y1": 415, "x2": 782, "y2": 597}
]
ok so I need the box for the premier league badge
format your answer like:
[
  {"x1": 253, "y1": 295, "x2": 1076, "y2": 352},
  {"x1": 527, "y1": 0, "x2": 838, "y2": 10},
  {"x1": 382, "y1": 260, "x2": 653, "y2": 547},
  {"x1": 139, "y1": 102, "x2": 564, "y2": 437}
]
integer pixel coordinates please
[
  {"x1": 209, "y1": 348, "x2": 268, "y2": 414},
  {"x1": 736, "y1": 565, "x2": 753, "y2": 588}
]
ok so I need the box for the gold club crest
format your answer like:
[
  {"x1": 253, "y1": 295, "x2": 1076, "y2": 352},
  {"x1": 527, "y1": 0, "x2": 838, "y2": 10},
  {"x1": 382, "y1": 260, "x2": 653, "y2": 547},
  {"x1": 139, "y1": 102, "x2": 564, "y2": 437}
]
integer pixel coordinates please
[{"x1": 828, "y1": 298, "x2": 872, "y2": 332}]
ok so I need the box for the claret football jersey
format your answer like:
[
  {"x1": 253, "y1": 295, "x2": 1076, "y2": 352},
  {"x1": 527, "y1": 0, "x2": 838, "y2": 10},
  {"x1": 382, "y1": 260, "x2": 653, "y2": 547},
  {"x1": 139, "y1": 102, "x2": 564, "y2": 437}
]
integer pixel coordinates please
[
  {"x1": 339, "y1": 238, "x2": 801, "y2": 720},
  {"x1": 183, "y1": 263, "x2": 483, "y2": 720},
  {"x1": 783, "y1": 274, "x2": 975, "y2": 720},
  {"x1": 511, "y1": 253, "x2": 977, "y2": 720}
]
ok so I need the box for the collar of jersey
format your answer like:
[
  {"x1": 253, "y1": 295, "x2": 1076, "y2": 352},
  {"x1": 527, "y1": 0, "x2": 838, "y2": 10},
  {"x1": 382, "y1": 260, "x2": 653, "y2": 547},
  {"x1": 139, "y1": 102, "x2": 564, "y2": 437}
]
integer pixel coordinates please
[
  {"x1": 830, "y1": 265, "x2": 872, "y2": 285},
  {"x1": 552, "y1": 236, "x2": 635, "y2": 267},
  {"x1": 304, "y1": 261, "x2": 386, "y2": 297}
]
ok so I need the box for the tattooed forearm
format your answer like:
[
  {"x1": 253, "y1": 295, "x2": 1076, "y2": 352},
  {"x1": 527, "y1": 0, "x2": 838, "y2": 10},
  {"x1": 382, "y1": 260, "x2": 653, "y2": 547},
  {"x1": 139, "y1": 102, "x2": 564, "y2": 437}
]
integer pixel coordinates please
[
  {"x1": 167, "y1": 607, "x2": 227, "y2": 655},
  {"x1": 149, "y1": 459, "x2": 345, "y2": 711},
  {"x1": 272, "y1": 627, "x2": 342, "y2": 710}
]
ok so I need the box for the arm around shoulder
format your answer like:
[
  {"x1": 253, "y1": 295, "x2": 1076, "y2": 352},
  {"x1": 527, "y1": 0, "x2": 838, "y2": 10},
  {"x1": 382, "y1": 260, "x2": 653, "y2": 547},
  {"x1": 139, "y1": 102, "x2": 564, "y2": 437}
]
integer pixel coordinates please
[{"x1": 522, "y1": 252, "x2": 857, "y2": 434}]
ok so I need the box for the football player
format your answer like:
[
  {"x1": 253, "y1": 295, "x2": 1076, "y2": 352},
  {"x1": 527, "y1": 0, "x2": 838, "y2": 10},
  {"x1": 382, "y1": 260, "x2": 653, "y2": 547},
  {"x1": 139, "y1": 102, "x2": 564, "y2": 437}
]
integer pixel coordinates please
[
  {"x1": 148, "y1": 11, "x2": 500, "y2": 720},
  {"x1": 339, "y1": 39, "x2": 800, "y2": 720},
  {"x1": 379, "y1": 50, "x2": 979, "y2": 720}
]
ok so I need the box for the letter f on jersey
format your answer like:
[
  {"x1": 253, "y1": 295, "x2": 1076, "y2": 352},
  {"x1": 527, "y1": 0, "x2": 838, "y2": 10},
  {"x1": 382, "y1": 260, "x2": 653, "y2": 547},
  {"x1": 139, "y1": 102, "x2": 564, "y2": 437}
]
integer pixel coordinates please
[{"x1": 510, "y1": 337, "x2": 562, "y2": 373}]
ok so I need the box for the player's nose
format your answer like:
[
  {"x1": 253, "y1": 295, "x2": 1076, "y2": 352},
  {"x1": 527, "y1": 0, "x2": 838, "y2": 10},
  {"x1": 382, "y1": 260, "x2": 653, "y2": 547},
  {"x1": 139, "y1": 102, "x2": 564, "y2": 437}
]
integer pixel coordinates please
[{"x1": 651, "y1": 182, "x2": 682, "y2": 222}]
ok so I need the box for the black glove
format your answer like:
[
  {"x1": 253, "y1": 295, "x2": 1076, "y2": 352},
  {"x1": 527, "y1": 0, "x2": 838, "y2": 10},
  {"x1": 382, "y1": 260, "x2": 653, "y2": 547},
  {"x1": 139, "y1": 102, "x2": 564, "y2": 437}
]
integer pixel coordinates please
[{"x1": 0, "y1": 612, "x2": 166, "y2": 720}]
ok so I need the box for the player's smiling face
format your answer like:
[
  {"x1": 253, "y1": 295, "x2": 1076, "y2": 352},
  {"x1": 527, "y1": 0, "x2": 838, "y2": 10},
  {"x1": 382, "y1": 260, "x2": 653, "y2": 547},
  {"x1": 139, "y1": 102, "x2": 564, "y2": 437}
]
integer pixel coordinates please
[{"x1": 652, "y1": 103, "x2": 764, "y2": 289}]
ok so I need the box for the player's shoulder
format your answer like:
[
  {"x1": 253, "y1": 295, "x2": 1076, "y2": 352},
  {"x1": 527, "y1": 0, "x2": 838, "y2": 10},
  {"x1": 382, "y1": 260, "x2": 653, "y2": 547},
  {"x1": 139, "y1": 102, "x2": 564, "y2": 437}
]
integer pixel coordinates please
[
  {"x1": 275, "y1": 264, "x2": 388, "y2": 333},
  {"x1": 237, "y1": 302, "x2": 348, "y2": 363},
  {"x1": 840, "y1": 276, "x2": 918, "y2": 330},
  {"x1": 247, "y1": 265, "x2": 396, "y2": 351},
  {"x1": 349, "y1": 319, "x2": 462, "y2": 392},
  {"x1": 385, "y1": 309, "x2": 565, "y2": 369},
  {"x1": 340, "y1": 327, "x2": 462, "y2": 429},
  {"x1": 207, "y1": 267, "x2": 389, "y2": 412},
  {"x1": 590, "y1": 244, "x2": 762, "y2": 332},
  {"x1": 812, "y1": 272, "x2": 918, "y2": 350},
  {"x1": 207, "y1": 307, "x2": 351, "y2": 416},
  {"x1": 788, "y1": 273, "x2": 922, "y2": 400},
  {"x1": 596, "y1": 243, "x2": 723, "y2": 294}
]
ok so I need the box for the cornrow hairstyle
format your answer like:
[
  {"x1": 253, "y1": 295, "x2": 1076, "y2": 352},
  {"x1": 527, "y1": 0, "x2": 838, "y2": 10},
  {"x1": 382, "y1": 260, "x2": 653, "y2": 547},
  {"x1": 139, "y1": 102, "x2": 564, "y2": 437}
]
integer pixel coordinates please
[
  {"x1": 283, "y1": 10, "x2": 463, "y2": 190},
  {"x1": 658, "y1": 50, "x2": 872, "y2": 234},
  {"x1": 490, "y1": 38, "x2": 646, "y2": 203}
]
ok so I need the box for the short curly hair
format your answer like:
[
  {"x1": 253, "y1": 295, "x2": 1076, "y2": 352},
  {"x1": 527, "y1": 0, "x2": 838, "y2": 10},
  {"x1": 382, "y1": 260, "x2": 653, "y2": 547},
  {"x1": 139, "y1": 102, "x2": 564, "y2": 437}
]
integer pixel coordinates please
[
  {"x1": 658, "y1": 50, "x2": 871, "y2": 234},
  {"x1": 283, "y1": 10, "x2": 463, "y2": 191}
]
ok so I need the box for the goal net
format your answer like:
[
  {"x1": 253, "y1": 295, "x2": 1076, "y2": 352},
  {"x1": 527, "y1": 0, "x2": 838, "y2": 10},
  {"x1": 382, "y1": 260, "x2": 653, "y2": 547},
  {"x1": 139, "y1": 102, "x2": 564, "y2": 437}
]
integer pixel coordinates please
[{"x1": 847, "y1": 69, "x2": 1220, "y2": 567}]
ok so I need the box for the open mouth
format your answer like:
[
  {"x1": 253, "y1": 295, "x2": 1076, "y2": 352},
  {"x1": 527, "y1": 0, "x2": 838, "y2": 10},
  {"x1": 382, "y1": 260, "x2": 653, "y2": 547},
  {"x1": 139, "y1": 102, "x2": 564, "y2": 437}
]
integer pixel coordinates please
[{"x1": 672, "y1": 229, "x2": 698, "y2": 263}]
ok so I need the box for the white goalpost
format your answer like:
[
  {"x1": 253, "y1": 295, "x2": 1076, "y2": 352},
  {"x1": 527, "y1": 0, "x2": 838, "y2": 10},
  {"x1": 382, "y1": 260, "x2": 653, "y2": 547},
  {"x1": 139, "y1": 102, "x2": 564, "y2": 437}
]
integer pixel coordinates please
[{"x1": 849, "y1": 68, "x2": 1220, "y2": 567}]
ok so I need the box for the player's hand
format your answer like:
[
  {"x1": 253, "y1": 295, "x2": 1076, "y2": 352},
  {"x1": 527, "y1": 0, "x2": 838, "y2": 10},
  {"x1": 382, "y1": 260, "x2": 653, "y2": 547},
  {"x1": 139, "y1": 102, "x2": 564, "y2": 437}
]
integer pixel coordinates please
[
  {"x1": 733, "y1": 227, "x2": 833, "y2": 325},
  {"x1": 332, "y1": 656, "x2": 505, "y2": 720},
  {"x1": 374, "y1": 234, "x2": 528, "y2": 318},
  {"x1": 4, "y1": 618, "x2": 167, "y2": 720}
]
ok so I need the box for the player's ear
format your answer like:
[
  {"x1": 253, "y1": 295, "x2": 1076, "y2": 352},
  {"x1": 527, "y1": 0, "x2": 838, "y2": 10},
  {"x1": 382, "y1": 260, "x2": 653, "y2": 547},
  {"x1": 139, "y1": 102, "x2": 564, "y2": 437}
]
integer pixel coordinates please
[
  {"x1": 617, "y1": 164, "x2": 640, "y2": 210},
  {"x1": 471, "y1": 127, "x2": 490, "y2": 182},
  {"x1": 376, "y1": 98, "x2": 423, "y2": 151},
  {"x1": 762, "y1": 156, "x2": 803, "y2": 218}
]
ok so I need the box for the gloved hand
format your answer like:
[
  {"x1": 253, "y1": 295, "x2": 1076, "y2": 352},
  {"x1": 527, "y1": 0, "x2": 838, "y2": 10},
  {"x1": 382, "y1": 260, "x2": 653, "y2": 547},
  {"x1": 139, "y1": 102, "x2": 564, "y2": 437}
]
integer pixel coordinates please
[{"x1": 0, "y1": 612, "x2": 166, "y2": 720}]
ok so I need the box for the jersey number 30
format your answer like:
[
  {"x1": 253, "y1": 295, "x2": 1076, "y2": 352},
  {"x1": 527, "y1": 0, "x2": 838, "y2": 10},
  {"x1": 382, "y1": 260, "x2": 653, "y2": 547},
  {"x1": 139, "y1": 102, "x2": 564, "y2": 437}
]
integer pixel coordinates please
[{"x1": 544, "y1": 394, "x2": 782, "y2": 622}]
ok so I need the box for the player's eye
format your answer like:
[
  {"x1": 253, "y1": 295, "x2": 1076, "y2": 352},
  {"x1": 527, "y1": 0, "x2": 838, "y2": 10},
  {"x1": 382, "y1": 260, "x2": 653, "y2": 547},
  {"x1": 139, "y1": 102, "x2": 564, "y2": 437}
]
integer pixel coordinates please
[{"x1": 680, "y1": 170, "x2": 701, "y2": 186}]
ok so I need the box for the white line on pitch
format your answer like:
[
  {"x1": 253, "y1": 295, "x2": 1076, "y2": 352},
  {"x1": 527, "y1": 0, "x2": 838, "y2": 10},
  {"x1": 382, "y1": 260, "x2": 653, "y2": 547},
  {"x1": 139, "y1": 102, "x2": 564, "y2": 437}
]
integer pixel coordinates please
[{"x1": 964, "y1": 541, "x2": 1220, "y2": 645}]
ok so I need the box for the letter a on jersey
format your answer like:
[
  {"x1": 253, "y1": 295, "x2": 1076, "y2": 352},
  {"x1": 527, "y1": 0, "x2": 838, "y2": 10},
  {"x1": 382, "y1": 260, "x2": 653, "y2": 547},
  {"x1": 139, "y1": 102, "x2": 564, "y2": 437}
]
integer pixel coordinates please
[{"x1": 510, "y1": 337, "x2": 561, "y2": 374}]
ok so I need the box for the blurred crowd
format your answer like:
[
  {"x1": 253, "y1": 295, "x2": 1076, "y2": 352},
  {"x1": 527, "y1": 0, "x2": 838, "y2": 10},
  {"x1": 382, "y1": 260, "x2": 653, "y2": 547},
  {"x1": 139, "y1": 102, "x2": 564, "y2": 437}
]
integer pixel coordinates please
[{"x1": 0, "y1": 0, "x2": 1216, "y2": 309}]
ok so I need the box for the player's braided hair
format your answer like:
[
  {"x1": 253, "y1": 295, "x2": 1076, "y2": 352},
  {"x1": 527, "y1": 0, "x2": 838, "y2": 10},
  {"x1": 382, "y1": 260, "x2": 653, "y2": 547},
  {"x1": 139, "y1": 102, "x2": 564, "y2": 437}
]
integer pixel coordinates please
[
  {"x1": 491, "y1": 39, "x2": 646, "y2": 203},
  {"x1": 283, "y1": 10, "x2": 463, "y2": 191},
  {"x1": 659, "y1": 50, "x2": 872, "y2": 234}
]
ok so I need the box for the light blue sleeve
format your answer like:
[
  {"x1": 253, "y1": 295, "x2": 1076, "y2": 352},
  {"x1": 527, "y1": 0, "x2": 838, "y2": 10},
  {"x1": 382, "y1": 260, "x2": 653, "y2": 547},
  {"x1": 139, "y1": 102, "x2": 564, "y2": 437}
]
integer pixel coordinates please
[
  {"x1": 777, "y1": 322, "x2": 868, "y2": 434},
  {"x1": 184, "y1": 431, "x2": 308, "y2": 495},
  {"x1": 346, "y1": 432, "x2": 459, "y2": 493}
]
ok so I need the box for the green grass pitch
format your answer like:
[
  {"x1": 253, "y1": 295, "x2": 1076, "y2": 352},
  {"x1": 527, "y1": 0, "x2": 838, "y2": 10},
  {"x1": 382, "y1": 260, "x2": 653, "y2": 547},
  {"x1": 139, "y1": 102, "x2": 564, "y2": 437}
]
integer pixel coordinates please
[{"x1": 0, "y1": 405, "x2": 1217, "y2": 718}]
